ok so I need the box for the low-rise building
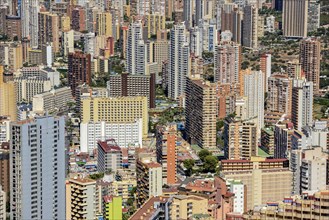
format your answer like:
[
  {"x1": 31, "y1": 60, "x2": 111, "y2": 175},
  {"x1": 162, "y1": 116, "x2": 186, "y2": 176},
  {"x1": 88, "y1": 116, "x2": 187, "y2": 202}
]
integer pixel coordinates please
[
  {"x1": 243, "y1": 190, "x2": 329, "y2": 220},
  {"x1": 103, "y1": 195, "x2": 122, "y2": 220}
]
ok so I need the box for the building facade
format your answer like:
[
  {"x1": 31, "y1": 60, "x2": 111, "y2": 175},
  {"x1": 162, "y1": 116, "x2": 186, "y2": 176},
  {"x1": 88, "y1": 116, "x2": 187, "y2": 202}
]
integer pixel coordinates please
[
  {"x1": 10, "y1": 116, "x2": 66, "y2": 219},
  {"x1": 185, "y1": 76, "x2": 217, "y2": 150}
]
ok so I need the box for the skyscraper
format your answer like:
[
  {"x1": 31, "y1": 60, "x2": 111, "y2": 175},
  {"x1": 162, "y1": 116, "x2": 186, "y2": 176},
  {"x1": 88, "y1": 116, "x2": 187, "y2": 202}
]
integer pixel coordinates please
[
  {"x1": 168, "y1": 23, "x2": 190, "y2": 99},
  {"x1": 38, "y1": 11, "x2": 59, "y2": 53},
  {"x1": 299, "y1": 38, "x2": 321, "y2": 94},
  {"x1": 260, "y1": 54, "x2": 272, "y2": 92},
  {"x1": 267, "y1": 73, "x2": 292, "y2": 116},
  {"x1": 282, "y1": 0, "x2": 308, "y2": 38},
  {"x1": 214, "y1": 40, "x2": 241, "y2": 83},
  {"x1": 68, "y1": 51, "x2": 92, "y2": 96},
  {"x1": 126, "y1": 21, "x2": 147, "y2": 75},
  {"x1": 185, "y1": 76, "x2": 217, "y2": 150},
  {"x1": 291, "y1": 79, "x2": 313, "y2": 130},
  {"x1": 242, "y1": 5, "x2": 258, "y2": 48},
  {"x1": 244, "y1": 70, "x2": 265, "y2": 130},
  {"x1": 10, "y1": 116, "x2": 66, "y2": 219},
  {"x1": 21, "y1": 0, "x2": 39, "y2": 48}
]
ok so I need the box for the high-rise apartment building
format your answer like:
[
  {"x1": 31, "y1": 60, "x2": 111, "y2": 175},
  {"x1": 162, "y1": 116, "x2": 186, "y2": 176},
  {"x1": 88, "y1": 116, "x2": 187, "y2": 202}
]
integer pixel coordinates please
[
  {"x1": 5, "y1": 15, "x2": 21, "y2": 39},
  {"x1": 154, "y1": 30, "x2": 168, "y2": 73},
  {"x1": 261, "y1": 127, "x2": 275, "y2": 155},
  {"x1": 185, "y1": 76, "x2": 217, "y2": 150},
  {"x1": 107, "y1": 73, "x2": 156, "y2": 108},
  {"x1": 14, "y1": 76, "x2": 52, "y2": 103},
  {"x1": 136, "y1": 159, "x2": 162, "y2": 207},
  {"x1": 242, "y1": 5, "x2": 258, "y2": 48},
  {"x1": 0, "y1": 146, "x2": 9, "y2": 194},
  {"x1": 291, "y1": 79, "x2": 313, "y2": 130},
  {"x1": 97, "y1": 139, "x2": 122, "y2": 173},
  {"x1": 0, "y1": 185, "x2": 5, "y2": 219},
  {"x1": 168, "y1": 23, "x2": 190, "y2": 99},
  {"x1": 267, "y1": 73, "x2": 292, "y2": 116},
  {"x1": 260, "y1": 54, "x2": 271, "y2": 92},
  {"x1": 81, "y1": 97, "x2": 148, "y2": 137},
  {"x1": 0, "y1": 66, "x2": 16, "y2": 121},
  {"x1": 308, "y1": 0, "x2": 320, "y2": 32},
  {"x1": 214, "y1": 40, "x2": 241, "y2": 83},
  {"x1": 126, "y1": 21, "x2": 147, "y2": 75},
  {"x1": 68, "y1": 51, "x2": 92, "y2": 96},
  {"x1": 274, "y1": 121, "x2": 294, "y2": 158},
  {"x1": 0, "y1": 116, "x2": 10, "y2": 145},
  {"x1": 244, "y1": 70, "x2": 265, "y2": 130},
  {"x1": 96, "y1": 11, "x2": 112, "y2": 37},
  {"x1": 38, "y1": 12, "x2": 59, "y2": 53},
  {"x1": 68, "y1": 178, "x2": 100, "y2": 219},
  {"x1": 156, "y1": 124, "x2": 177, "y2": 185},
  {"x1": 21, "y1": 0, "x2": 39, "y2": 48},
  {"x1": 71, "y1": 6, "x2": 86, "y2": 32},
  {"x1": 10, "y1": 116, "x2": 65, "y2": 219},
  {"x1": 221, "y1": 4, "x2": 243, "y2": 44},
  {"x1": 282, "y1": 0, "x2": 308, "y2": 38},
  {"x1": 290, "y1": 147, "x2": 328, "y2": 195},
  {"x1": 300, "y1": 38, "x2": 321, "y2": 94},
  {"x1": 223, "y1": 117, "x2": 258, "y2": 160}
]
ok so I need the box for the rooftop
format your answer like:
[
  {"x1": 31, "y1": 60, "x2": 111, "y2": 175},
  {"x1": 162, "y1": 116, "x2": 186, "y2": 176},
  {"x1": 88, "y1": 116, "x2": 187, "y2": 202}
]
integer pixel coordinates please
[
  {"x1": 98, "y1": 139, "x2": 121, "y2": 153},
  {"x1": 129, "y1": 196, "x2": 170, "y2": 220}
]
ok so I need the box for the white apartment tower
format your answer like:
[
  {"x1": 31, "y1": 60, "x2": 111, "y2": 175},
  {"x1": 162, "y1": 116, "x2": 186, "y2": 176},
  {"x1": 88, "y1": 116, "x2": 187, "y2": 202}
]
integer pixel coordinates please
[
  {"x1": 291, "y1": 79, "x2": 313, "y2": 130},
  {"x1": 21, "y1": 0, "x2": 39, "y2": 48},
  {"x1": 126, "y1": 21, "x2": 147, "y2": 75},
  {"x1": 169, "y1": 23, "x2": 190, "y2": 99},
  {"x1": 244, "y1": 70, "x2": 264, "y2": 130},
  {"x1": 10, "y1": 116, "x2": 66, "y2": 219}
]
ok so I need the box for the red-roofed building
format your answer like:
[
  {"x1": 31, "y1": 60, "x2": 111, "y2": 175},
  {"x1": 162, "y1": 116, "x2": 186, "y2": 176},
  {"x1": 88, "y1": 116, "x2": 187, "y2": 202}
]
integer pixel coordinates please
[{"x1": 97, "y1": 139, "x2": 122, "y2": 173}]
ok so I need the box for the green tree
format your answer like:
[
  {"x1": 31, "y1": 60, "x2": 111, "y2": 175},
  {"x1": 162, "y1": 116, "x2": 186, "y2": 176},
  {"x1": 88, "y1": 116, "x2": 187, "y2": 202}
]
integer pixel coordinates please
[
  {"x1": 216, "y1": 120, "x2": 224, "y2": 131},
  {"x1": 183, "y1": 159, "x2": 195, "y2": 176},
  {"x1": 89, "y1": 172, "x2": 104, "y2": 180},
  {"x1": 198, "y1": 149, "x2": 212, "y2": 162},
  {"x1": 203, "y1": 155, "x2": 218, "y2": 173}
]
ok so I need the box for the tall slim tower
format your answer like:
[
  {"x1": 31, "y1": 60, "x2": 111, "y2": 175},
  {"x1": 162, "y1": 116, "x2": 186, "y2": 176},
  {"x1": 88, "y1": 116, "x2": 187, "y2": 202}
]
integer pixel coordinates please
[
  {"x1": 244, "y1": 70, "x2": 264, "y2": 130},
  {"x1": 168, "y1": 23, "x2": 190, "y2": 99},
  {"x1": 291, "y1": 79, "x2": 313, "y2": 130},
  {"x1": 214, "y1": 39, "x2": 241, "y2": 83},
  {"x1": 242, "y1": 5, "x2": 258, "y2": 48},
  {"x1": 299, "y1": 38, "x2": 321, "y2": 94},
  {"x1": 10, "y1": 116, "x2": 66, "y2": 219},
  {"x1": 68, "y1": 51, "x2": 92, "y2": 96},
  {"x1": 282, "y1": 0, "x2": 308, "y2": 38},
  {"x1": 126, "y1": 21, "x2": 147, "y2": 75},
  {"x1": 38, "y1": 12, "x2": 59, "y2": 53},
  {"x1": 267, "y1": 73, "x2": 293, "y2": 116},
  {"x1": 21, "y1": 0, "x2": 39, "y2": 48}
]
